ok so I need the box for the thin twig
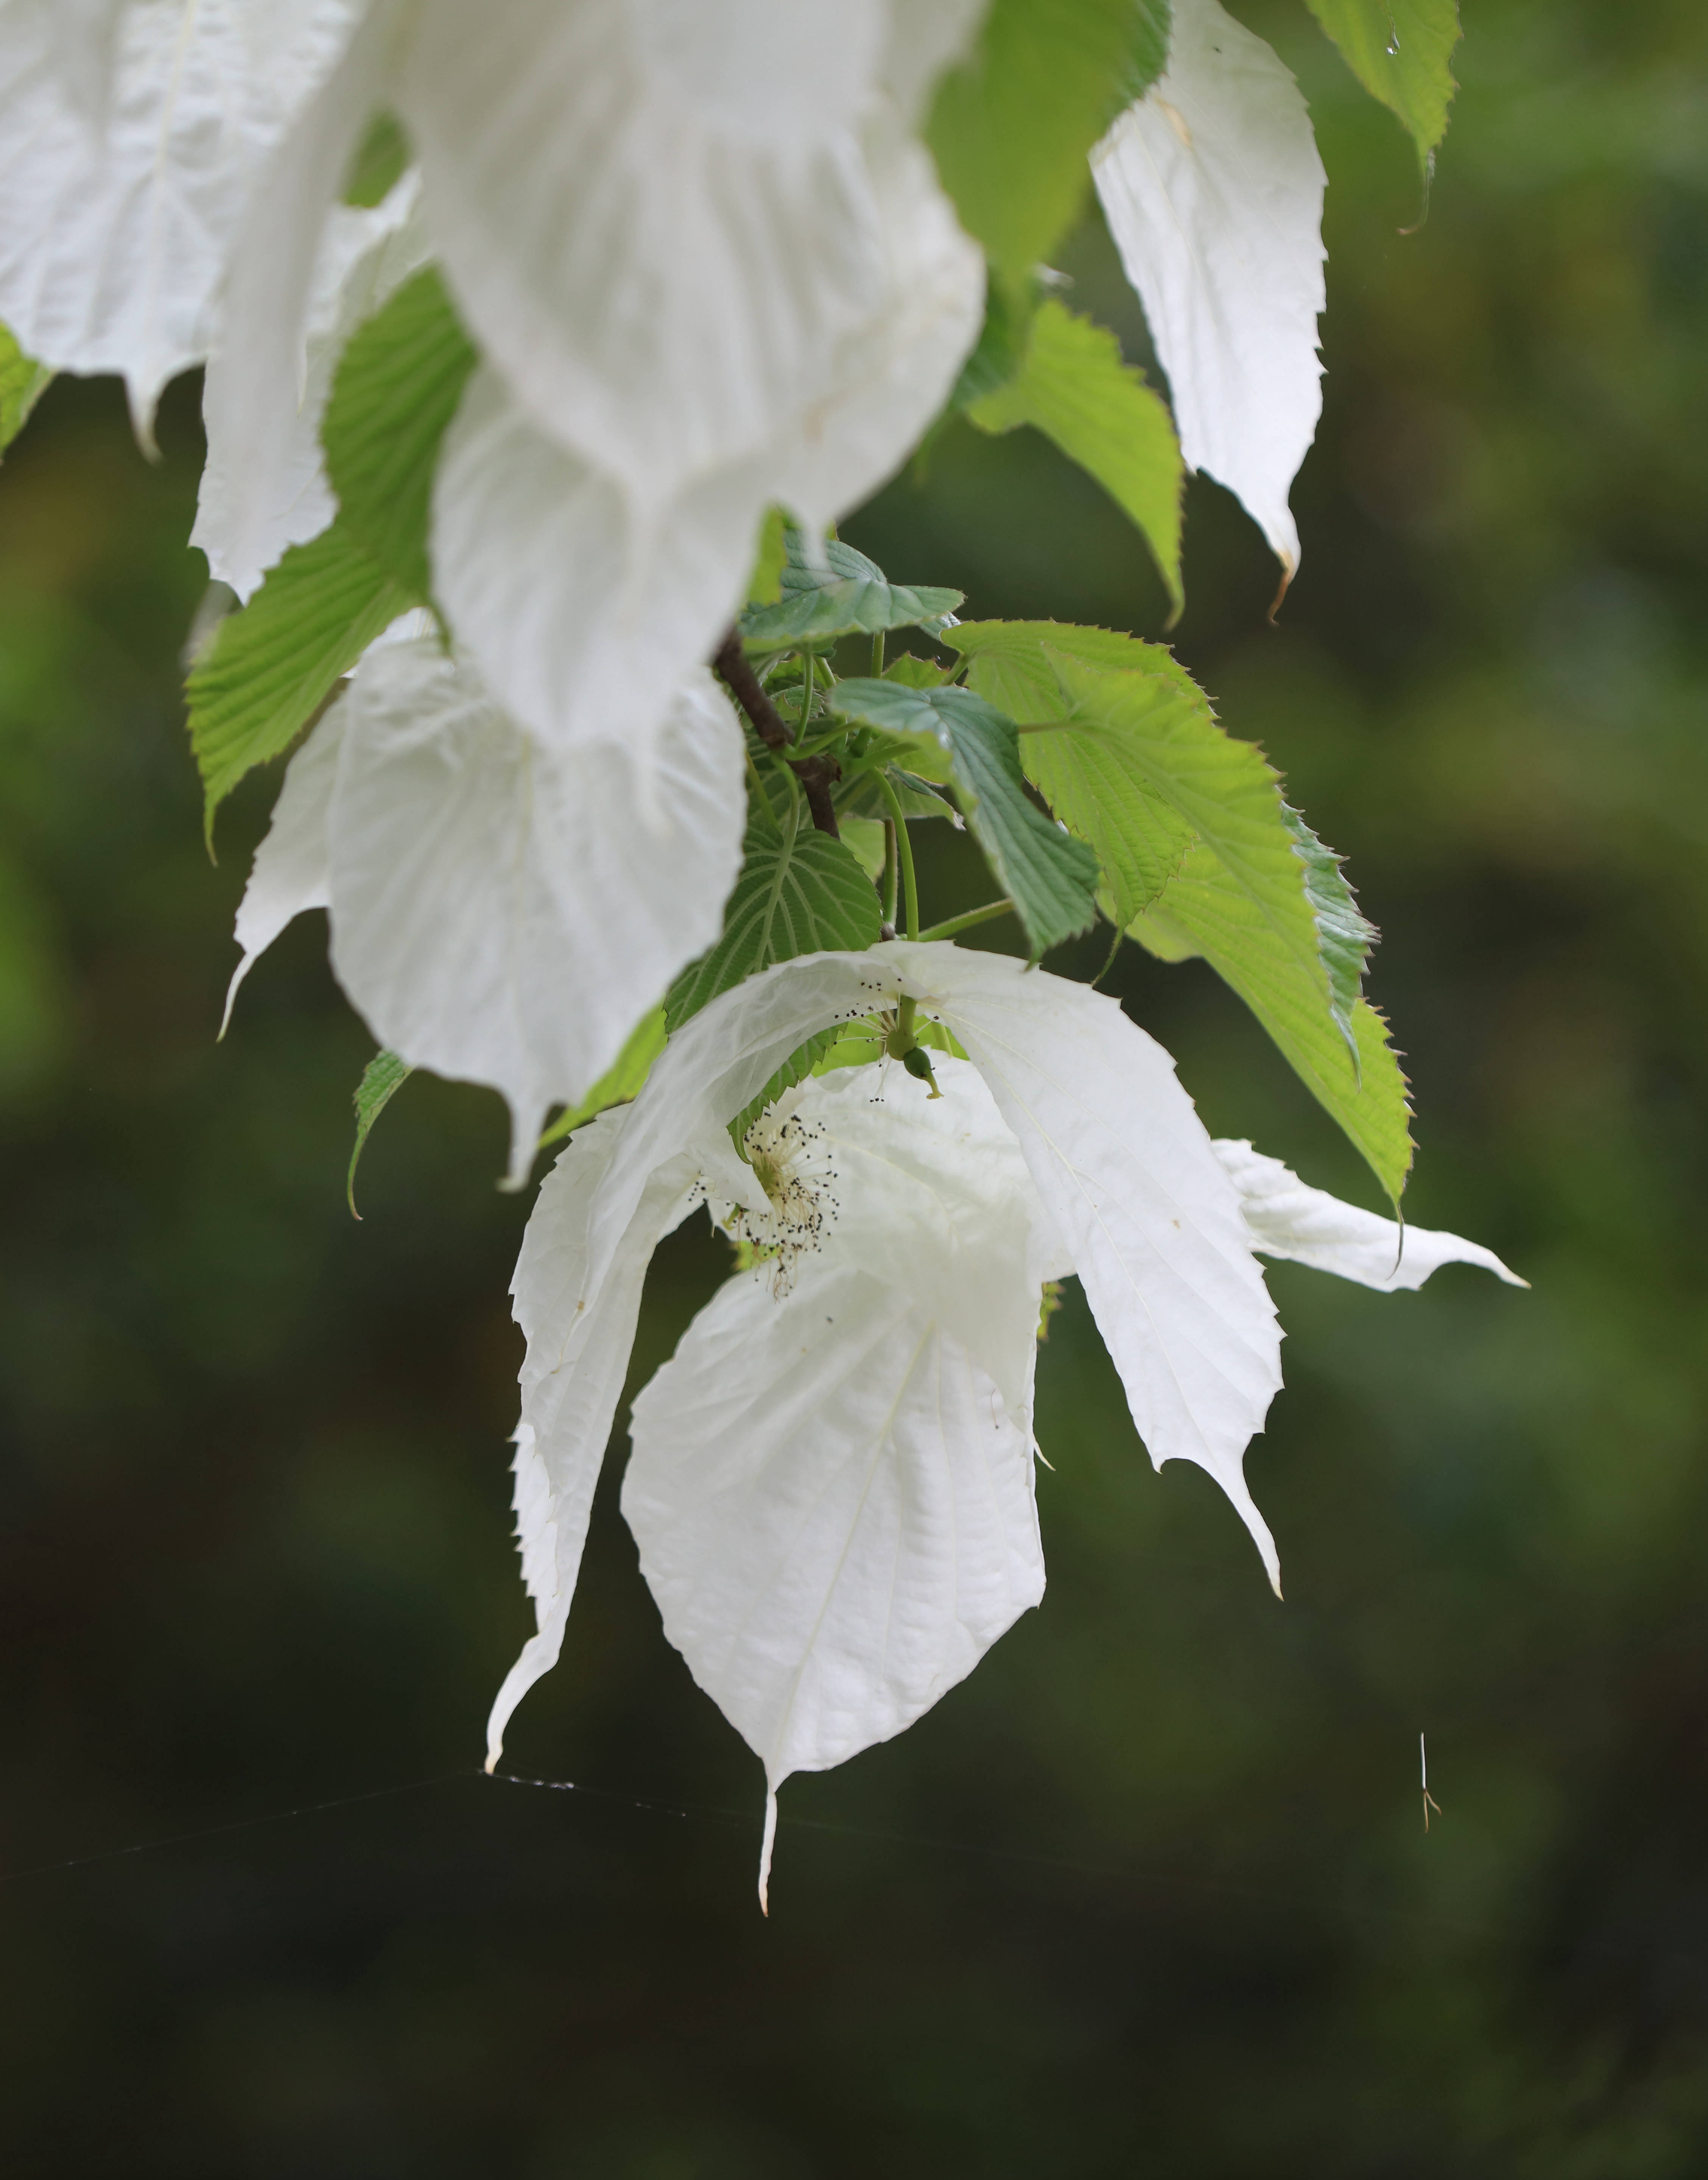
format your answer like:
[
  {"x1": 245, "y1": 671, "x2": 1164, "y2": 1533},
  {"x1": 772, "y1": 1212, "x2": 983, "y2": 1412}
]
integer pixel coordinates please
[{"x1": 713, "y1": 628, "x2": 841, "y2": 837}]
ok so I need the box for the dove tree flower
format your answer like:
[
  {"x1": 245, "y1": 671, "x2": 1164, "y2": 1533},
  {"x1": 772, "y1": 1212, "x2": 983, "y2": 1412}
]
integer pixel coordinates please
[
  {"x1": 0, "y1": 0, "x2": 1485, "y2": 1899},
  {"x1": 486, "y1": 942, "x2": 1519, "y2": 1907}
]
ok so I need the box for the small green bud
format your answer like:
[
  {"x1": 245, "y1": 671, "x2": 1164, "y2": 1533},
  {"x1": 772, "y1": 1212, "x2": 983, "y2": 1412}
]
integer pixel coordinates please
[{"x1": 901, "y1": 1044, "x2": 941, "y2": 1098}]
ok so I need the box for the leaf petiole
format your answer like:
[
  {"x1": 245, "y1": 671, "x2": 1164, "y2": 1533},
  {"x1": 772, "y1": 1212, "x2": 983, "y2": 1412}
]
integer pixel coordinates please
[
  {"x1": 875, "y1": 771, "x2": 920, "y2": 941},
  {"x1": 917, "y1": 898, "x2": 1013, "y2": 943}
]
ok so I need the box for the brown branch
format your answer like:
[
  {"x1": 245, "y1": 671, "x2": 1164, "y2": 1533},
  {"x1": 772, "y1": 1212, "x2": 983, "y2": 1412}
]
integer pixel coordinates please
[{"x1": 713, "y1": 628, "x2": 841, "y2": 838}]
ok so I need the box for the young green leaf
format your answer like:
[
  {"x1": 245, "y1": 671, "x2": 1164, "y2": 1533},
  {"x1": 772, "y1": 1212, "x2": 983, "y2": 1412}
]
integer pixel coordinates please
[
  {"x1": 1129, "y1": 845, "x2": 1414, "y2": 1204},
  {"x1": 947, "y1": 618, "x2": 1196, "y2": 924},
  {"x1": 827, "y1": 678, "x2": 1101, "y2": 957},
  {"x1": 1303, "y1": 0, "x2": 1459, "y2": 164},
  {"x1": 665, "y1": 808, "x2": 883, "y2": 1031},
  {"x1": 944, "y1": 615, "x2": 1176, "y2": 713},
  {"x1": 186, "y1": 523, "x2": 411, "y2": 835},
  {"x1": 928, "y1": 0, "x2": 1173, "y2": 271},
  {"x1": 947, "y1": 271, "x2": 1036, "y2": 413},
  {"x1": 536, "y1": 1006, "x2": 668, "y2": 1150},
  {"x1": 943, "y1": 622, "x2": 1407, "y2": 1197},
  {"x1": 968, "y1": 299, "x2": 1183, "y2": 621},
  {"x1": 0, "y1": 323, "x2": 51, "y2": 453},
  {"x1": 835, "y1": 767, "x2": 957, "y2": 825},
  {"x1": 347, "y1": 1049, "x2": 414, "y2": 1218},
  {"x1": 321, "y1": 267, "x2": 480, "y2": 602},
  {"x1": 746, "y1": 506, "x2": 789, "y2": 606},
  {"x1": 342, "y1": 110, "x2": 411, "y2": 208},
  {"x1": 738, "y1": 533, "x2": 962, "y2": 652},
  {"x1": 1043, "y1": 649, "x2": 1346, "y2": 1026},
  {"x1": 1286, "y1": 803, "x2": 1376, "y2": 1051}
]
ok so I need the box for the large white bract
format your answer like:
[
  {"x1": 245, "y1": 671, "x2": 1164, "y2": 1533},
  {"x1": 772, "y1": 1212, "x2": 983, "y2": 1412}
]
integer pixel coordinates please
[
  {"x1": 490, "y1": 944, "x2": 1519, "y2": 1907},
  {"x1": 225, "y1": 636, "x2": 748, "y2": 1181},
  {"x1": 1093, "y1": 0, "x2": 1328, "y2": 583}
]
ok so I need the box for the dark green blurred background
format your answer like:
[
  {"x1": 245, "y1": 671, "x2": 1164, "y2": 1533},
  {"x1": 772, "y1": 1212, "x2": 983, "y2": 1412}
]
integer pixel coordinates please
[{"x1": 3, "y1": 1, "x2": 1706, "y2": 2171}]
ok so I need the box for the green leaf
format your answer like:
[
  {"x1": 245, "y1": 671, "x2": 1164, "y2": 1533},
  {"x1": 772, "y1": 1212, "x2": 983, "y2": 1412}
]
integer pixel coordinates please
[
  {"x1": 321, "y1": 268, "x2": 480, "y2": 602},
  {"x1": 1129, "y1": 848, "x2": 1414, "y2": 1205},
  {"x1": 834, "y1": 766, "x2": 957, "y2": 825},
  {"x1": 185, "y1": 523, "x2": 410, "y2": 835},
  {"x1": 341, "y1": 109, "x2": 410, "y2": 207},
  {"x1": 948, "y1": 271, "x2": 1035, "y2": 412},
  {"x1": 1286, "y1": 803, "x2": 1376, "y2": 1051},
  {"x1": 1303, "y1": 0, "x2": 1459, "y2": 163},
  {"x1": 1043, "y1": 648, "x2": 1343, "y2": 1018},
  {"x1": 746, "y1": 506, "x2": 789, "y2": 606},
  {"x1": 536, "y1": 1006, "x2": 668, "y2": 1150},
  {"x1": 882, "y1": 653, "x2": 954, "y2": 691},
  {"x1": 944, "y1": 615, "x2": 1177, "y2": 713},
  {"x1": 347, "y1": 1049, "x2": 414, "y2": 1217},
  {"x1": 943, "y1": 622, "x2": 1410, "y2": 1200},
  {"x1": 827, "y1": 678, "x2": 1101, "y2": 957},
  {"x1": 738, "y1": 533, "x2": 963, "y2": 653},
  {"x1": 928, "y1": 0, "x2": 1172, "y2": 270},
  {"x1": 0, "y1": 323, "x2": 51, "y2": 453},
  {"x1": 968, "y1": 300, "x2": 1183, "y2": 621},
  {"x1": 665, "y1": 805, "x2": 883, "y2": 1032}
]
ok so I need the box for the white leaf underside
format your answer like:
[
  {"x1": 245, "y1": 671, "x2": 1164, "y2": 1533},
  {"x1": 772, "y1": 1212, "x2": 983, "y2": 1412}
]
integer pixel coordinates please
[
  {"x1": 1214, "y1": 1138, "x2": 1528, "y2": 1292},
  {"x1": 224, "y1": 638, "x2": 747, "y2": 1181},
  {"x1": 0, "y1": 0, "x2": 363, "y2": 429},
  {"x1": 1092, "y1": 0, "x2": 1326, "y2": 577}
]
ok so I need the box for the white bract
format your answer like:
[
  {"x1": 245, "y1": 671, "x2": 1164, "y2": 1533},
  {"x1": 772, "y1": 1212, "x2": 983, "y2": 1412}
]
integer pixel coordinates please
[
  {"x1": 223, "y1": 634, "x2": 747, "y2": 1181},
  {"x1": 0, "y1": 0, "x2": 363, "y2": 435},
  {"x1": 194, "y1": 169, "x2": 428, "y2": 601},
  {"x1": 1093, "y1": 0, "x2": 1327, "y2": 582},
  {"x1": 488, "y1": 943, "x2": 1519, "y2": 1907},
  {"x1": 200, "y1": 0, "x2": 984, "y2": 776}
]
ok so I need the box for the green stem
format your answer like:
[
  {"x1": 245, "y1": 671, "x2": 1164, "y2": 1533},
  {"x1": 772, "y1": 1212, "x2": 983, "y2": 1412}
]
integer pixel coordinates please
[
  {"x1": 796, "y1": 652, "x2": 815, "y2": 740},
  {"x1": 870, "y1": 630, "x2": 886, "y2": 677},
  {"x1": 881, "y1": 820, "x2": 898, "y2": 928},
  {"x1": 875, "y1": 772, "x2": 919, "y2": 941},
  {"x1": 917, "y1": 898, "x2": 1013, "y2": 944}
]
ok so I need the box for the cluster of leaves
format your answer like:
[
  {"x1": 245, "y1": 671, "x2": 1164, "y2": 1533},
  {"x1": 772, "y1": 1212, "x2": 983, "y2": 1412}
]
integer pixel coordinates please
[
  {"x1": 34, "y1": 0, "x2": 1453, "y2": 1212},
  {"x1": 657, "y1": 529, "x2": 1411, "y2": 1208}
]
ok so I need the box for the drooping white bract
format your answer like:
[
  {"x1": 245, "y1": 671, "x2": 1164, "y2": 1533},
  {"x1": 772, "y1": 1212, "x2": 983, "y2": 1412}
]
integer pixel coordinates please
[
  {"x1": 1092, "y1": 0, "x2": 1327, "y2": 582},
  {"x1": 0, "y1": 0, "x2": 364, "y2": 433},
  {"x1": 490, "y1": 941, "x2": 1522, "y2": 1905},
  {"x1": 1214, "y1": 1139, "x2": 1529, "y2": 1293},
  {"x1": 194, "y1": 170, "x2": 428, "y2": 601},
  {"x1": 625, "y1": 1060, "x2": 1070, "y2": 1907},
  {"x1": 203, "y1": 0, "x2": 984, "y2": 768},
  {"x1": 488, "y1": 943, "x2": 1280, "y2": 1868},
  {"x1": 429, "y1": 118, "x2": 983, "y2": 766},
  {"x1": 223, "y1": 634, "x2": 747, "y2": 1181}
]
